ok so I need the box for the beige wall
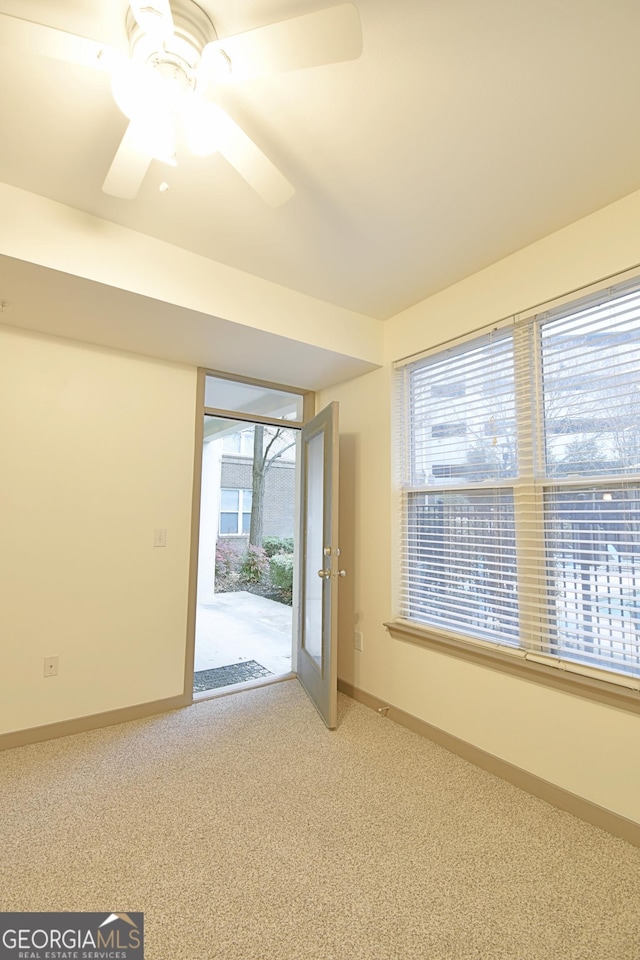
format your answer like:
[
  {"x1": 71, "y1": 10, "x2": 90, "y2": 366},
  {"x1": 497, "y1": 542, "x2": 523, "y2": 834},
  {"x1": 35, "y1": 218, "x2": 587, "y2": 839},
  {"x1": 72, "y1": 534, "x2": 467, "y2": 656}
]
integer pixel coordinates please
[
  {"x1": 0, "y1": 325, "x2": 197, "y2": 735},
  {"x1": 321, "y1": 187, "x2": 640, "y2": 826}
]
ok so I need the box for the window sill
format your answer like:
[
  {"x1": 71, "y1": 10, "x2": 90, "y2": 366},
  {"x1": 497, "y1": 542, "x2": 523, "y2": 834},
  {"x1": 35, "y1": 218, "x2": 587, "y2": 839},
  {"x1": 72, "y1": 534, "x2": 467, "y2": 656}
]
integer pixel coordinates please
[{"x1": 384, "y1": 619, "x2": 640, "y2": 716}]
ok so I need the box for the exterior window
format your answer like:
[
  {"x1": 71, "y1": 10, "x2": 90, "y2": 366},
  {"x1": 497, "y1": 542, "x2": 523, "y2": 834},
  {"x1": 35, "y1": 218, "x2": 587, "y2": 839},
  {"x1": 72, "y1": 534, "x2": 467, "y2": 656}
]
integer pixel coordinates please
[
  {"x1": 220, "y1": 488, "x2": 252, "y2": 535},
  {"x1": 397, "y1": 278, "x2": 640, "y2": 683},
  {"x1": 222, "y1": 429, "x2": 254, "y2": 456}
]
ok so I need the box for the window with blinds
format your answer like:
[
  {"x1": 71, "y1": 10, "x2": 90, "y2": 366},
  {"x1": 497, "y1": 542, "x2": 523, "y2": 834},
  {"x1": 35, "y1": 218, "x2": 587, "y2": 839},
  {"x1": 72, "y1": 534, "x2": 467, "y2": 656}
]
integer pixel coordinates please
[{"x1": 397, "y1": 278, "x2": 640, "y2": 683}]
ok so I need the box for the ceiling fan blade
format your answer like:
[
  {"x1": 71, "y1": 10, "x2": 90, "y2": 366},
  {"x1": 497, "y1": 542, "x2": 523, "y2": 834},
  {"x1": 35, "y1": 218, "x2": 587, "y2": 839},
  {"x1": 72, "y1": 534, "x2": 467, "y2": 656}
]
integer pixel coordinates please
[
  {"x1": 102, "y1": 122, "x2": 154, "y2": 199},
  {"x1": 128, "y1": 0, "x2": 174, "y2": 44},
  {"x1": 0, "y1": 13, "x2": 114, "y2": 70},
  {"x1": 200, "y1": 4, "x2": 362, "y2": 83},
  {"x1": 215, "y1": 109, "x2": 294, "y2": 207}
]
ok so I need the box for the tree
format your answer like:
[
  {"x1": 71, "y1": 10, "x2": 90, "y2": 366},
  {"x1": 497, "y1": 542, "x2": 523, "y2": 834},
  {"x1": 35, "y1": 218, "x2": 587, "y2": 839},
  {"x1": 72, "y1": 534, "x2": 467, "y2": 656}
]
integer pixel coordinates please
[
  {"x1": 249, "y1": 425, "x2": 296, "y2": 548},
  {"x1": 465, "y1": 438, "x2": 515, "y2": 481},
  {"x1": 551, "y1": 437, "x2": 610, "y2": 477}
]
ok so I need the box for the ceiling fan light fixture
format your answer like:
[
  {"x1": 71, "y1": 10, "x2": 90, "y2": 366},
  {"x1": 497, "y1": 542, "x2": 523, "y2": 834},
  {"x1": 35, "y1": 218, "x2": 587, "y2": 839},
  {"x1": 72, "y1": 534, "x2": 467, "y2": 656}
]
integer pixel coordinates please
[
  {"x1": 111, "y1": 59, "x2": 157, "y2": 120},
  {"x1": 0, "y1": 0, "x2": 362, "y2": 204},
  {"x1": 128, "y1": 113, "x2": 177, "y2": 164},
  {"x1": 111, "y1": 56, "x2": 186, "y2": 160},
  {"x1": 183, "y1": 98, "x2": 223, "y2": 156}
]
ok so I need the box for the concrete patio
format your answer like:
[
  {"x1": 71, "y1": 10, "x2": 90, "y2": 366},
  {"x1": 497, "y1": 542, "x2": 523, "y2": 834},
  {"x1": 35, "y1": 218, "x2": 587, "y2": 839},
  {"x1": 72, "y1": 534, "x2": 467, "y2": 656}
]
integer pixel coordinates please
[{"x1": 194, "y1": 591, "x2": 293, "y2": 690}]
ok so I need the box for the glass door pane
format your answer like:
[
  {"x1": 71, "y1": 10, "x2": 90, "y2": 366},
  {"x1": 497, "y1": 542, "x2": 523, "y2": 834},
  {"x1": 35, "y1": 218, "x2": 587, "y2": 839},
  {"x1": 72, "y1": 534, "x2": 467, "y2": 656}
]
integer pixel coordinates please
[{"x1": 303, "y1": 431, "x2": 325, "y2": 666}]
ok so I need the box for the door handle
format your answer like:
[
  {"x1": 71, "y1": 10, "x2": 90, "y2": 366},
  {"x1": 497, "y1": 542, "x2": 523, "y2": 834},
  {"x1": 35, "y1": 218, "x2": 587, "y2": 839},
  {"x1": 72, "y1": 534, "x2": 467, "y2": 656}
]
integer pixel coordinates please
[{"x1": 317, "y1": 568, "x2": 331, "y2": 579}]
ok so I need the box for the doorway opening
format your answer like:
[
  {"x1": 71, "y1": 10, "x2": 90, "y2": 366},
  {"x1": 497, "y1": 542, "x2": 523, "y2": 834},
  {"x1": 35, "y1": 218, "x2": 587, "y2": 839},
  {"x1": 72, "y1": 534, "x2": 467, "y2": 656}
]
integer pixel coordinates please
[{"x1": 193, "y1": 374, "x2": 308, "y2": 697}]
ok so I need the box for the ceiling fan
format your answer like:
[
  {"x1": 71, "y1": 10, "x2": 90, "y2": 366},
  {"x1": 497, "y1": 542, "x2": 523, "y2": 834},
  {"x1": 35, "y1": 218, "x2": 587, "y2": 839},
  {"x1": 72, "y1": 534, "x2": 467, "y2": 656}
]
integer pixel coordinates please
[{"x1": 0, "y1": 0, "x2": 362, "y2": 205}]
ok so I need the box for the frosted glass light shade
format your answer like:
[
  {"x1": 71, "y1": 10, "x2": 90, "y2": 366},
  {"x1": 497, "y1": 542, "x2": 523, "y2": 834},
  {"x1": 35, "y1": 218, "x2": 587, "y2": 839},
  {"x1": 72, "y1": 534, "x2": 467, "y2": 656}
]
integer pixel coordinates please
[
  {"x1": 128, "y1": 113, "x2": 177, "y2": 164},
  {"x1": 111, "y1": 60, "x2": 179, "y2": 163},
  {"x1": 111, "y1": 60, "x2": 165, "y2": 120},
  {"x1": 184, "y1": 98, "x2": 222, "y2": 156}
]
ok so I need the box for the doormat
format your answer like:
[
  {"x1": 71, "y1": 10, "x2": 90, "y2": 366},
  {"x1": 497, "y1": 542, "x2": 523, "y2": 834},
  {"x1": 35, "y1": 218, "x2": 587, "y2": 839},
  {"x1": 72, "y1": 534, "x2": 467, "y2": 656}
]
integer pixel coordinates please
[{"x1": 193, "y1": 661, "x2": 273, "y2": 692}]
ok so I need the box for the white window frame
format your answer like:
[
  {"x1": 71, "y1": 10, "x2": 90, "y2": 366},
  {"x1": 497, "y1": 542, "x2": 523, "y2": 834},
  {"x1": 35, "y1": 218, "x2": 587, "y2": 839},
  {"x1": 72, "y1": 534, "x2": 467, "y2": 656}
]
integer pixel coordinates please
[
  {"x1": 388, "y1": 272, "x2": 640, "y2": 714},
  {"x1": 219, "y1": 487, "x2": 252, "y2": 536},
  {"x1": 222, "y1": 429, "x2": 254, "y2": 457}
]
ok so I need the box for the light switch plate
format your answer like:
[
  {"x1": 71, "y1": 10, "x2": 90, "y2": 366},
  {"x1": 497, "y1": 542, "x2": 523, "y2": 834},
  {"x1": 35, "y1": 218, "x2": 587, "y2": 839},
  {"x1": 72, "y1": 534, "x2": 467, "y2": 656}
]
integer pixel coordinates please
[{"x1": 153, "y1": 528, "x2": 167, "y2": 547}]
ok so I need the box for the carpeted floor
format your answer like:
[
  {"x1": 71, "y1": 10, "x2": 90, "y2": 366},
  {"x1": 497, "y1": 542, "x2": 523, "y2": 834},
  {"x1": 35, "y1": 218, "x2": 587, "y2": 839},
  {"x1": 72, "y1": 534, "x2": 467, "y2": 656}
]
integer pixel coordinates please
[
  {"x1": 1, "y1": 680, "x2": 639, "y2": 959},
  {"x1": 193, "y1": 660, "x2": 273, "y2": 692}
]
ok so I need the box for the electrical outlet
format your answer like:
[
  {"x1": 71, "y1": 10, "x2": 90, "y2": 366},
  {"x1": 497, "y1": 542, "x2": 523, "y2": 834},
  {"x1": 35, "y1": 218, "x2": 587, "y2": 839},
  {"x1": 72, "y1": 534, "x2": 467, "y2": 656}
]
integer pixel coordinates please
[
  {"x1": 43, "y1": 656, "x2": 58, "y2": 678},
  {"x1": 354, "y1": 630, "x2": 363, "y2": 651}
]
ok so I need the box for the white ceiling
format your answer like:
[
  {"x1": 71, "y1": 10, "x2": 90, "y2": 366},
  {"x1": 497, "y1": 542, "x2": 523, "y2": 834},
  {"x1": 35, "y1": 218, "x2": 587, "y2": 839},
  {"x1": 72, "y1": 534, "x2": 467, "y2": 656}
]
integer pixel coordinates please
[{"x1": 1, "y1": 1, "x2": 640, "y2": 342}]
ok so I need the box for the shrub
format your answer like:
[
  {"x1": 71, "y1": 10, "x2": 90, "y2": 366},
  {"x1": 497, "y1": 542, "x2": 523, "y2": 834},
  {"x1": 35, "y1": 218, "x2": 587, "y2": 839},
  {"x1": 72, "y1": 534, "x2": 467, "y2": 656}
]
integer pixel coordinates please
[
  {"x1": 214, "y1": 540, "x2": 242, "y2": 593},
  {"x1": 239, "y1": 545, "x2": 270, "y2": 584},
  {"x1": 262, "y1": 535, "x2": 295, "y2": 558},
  {"x1": 269, "y1": 553, "x2": 294, "y2": 603}
]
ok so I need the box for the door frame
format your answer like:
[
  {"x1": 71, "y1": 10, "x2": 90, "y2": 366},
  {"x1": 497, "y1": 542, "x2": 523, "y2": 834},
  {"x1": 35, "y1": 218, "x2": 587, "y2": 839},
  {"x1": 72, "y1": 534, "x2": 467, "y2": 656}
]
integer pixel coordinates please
[{"x1": 184, "y1": 368, "x2": 315, "y2": 700}]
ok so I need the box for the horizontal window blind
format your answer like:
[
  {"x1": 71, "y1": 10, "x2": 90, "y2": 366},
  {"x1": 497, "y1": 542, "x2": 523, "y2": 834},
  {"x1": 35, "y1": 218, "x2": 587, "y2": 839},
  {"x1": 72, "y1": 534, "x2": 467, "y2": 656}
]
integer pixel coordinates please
[{"x1": 397, "y1": 278, "x2": 640, "y2": 682}]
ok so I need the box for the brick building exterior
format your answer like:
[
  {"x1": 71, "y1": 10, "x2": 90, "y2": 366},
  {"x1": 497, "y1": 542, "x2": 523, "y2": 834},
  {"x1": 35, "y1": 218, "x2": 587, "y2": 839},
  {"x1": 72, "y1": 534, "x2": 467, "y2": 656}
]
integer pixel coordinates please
[{"x1": 219, "y1": 455, "x2": 296, "y2": 550}]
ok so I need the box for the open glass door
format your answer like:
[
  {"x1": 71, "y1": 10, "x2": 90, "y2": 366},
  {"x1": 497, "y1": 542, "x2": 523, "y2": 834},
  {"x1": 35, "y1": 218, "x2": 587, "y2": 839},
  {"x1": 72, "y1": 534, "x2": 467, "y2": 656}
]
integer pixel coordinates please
[{"x1": 297, "y1": 402, "x2": 342, "y2": 728}]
